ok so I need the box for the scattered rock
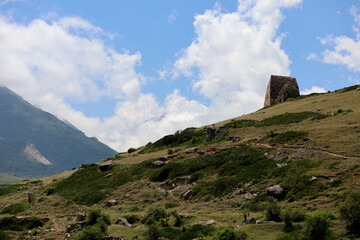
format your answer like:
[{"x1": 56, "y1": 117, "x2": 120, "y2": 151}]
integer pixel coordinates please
[
  {"x1": 124, "y1": 193, "x2": 131, "y2": 199},
  {"x1": 186, "y1": 148, "x2": 199, "y2": 154},
  {"x1": 181, "y1": 189, "x2": 192, "y2": 200},
  {"x1": 160, "y1": 176, "x2": 190, "y2": 190},
  {"x1": 105, "y1": 200, "x2": 118, "y2": 207},
  {"x1": 115, "y1": 217, "x2": 132, "y2": 227},
  {"x1": 168, "y1": 149, "x2": 174, "y2": 155},
  {"x1": 303, "y1": 137, "x2": 311, "y2": 142},
  {"x1": 66, "y1": 225, "x2": 73, "y2": 233},
  {"x1": 246, "y1": 217, "x2": 255, "y2": 224},
  {"x1": 105, "y1": 174, "x2": 113, "y2": 178},
  {"x1": 309, "y1": 176, "x2": 318, "y2": 182},
  {"x1": 3, "y1": 204, "x2": 10, "y2": 211},
  {"x1": 158, "y1": 156, "x2": 168, "y2": 161},
  {"x1": 276, "y1": 163, "x2": 288, "y2": 168},
  {"x1": 76, "y1": 221, "x2": 86, "y2": 229},
  {"x1": 255, "y1": 220, "x2": 263, "y2": 224},
  {"x1": 151, "y1": 160, "x2": 167, "y2": 168},
  {"x1": 65, "y1": 233, "x2": 71, "y2": 238},
  {"x1": 244, "y1": 193, "x2": 256, "y2": 200},
  {"x1": 229, "y1": 136, "x2": 241, "y2": 142},
  {"x1": 267, "y1": 185, "x2": 286, "y2": 200},
  {"x1": 98, "y1": 160, "x2": 114, "y2": 172},
  {"x1": 76, "y1": 213, "x2": 86, "y2": 222},
  {"x1": 192, "y1": 220, "x2": 215, "y2": 226},
  {"x1": 28, "y1": 192, "x2": 36, "y2": 203},
  {"x1": 175, "y1": 148, "x2": 180, "y2": 153},
  {"x1": 127, "y1": 147, "x2": 136, "y2": 153}
]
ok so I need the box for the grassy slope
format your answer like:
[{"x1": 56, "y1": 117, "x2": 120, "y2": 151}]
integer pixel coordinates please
[{"x1": 0, "y1": 87, "x2": 359, "y2": 240}]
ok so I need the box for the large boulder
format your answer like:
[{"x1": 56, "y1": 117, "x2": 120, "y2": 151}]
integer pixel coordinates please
[
  {"x1": 192, "y1": 220, "x2": 215, "y2": 226},
  {"x1": 98, "y1": 160, "x2": 114, "y2": 172},
  {"x1": 76, "y1": 213, "x2": 86, "y2": 222},
  {"x1": 28, "y1": 192, "x2": 36, "y2": 203},
  {"x1": 266, "y1": 185, "x2": 286, "y2": 200},
  {"x1": 115, "y1": 217, "x2": 132, "y2": 228}
]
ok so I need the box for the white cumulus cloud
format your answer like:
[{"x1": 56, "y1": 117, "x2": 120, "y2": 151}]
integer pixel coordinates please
[
  {"x1": 173, "y1": 0, "x2": 301, "y2": 120},
  {"x1": 0, "y1": 0, "x2": 302, "y2": 152},
  {"x1": 317, "y1": 5, "x2": 360, "y2": 72},
  {"x1": 300, "y1": 86, "x2": 326, "y2": 95}
]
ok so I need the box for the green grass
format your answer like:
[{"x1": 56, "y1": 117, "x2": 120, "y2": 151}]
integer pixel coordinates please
[
  {"x1": 269, "y1": 131, "x2": 308, "y2": 143},
  {"x1": 140, "y1": 129, "x2": 206, "y2": 153},
  {"x1": 51, "y1": 161, "x2": 152, "y2": 206},
  {"x1": 339, "y1": 84, "x2": 359, "y2": 93},
  {"x1": 1, "y1": 203, "x2": 27, "y2": 214},
  {"x1": 255, "y1": 112, "x2": 315, "y2": 127},
  {"x1": 224, "y1": 119, "x2": 257, "y2": 128},
  {"x1": 0, "y1": 184, "x2": 26, "y2": 196}
]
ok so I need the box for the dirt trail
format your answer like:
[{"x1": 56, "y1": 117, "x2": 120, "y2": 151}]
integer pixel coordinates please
[{"x1": 249, "y1": 142, "x2": 360, "y2": 160}]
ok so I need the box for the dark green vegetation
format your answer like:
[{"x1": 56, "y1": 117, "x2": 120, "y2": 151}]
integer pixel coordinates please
[
  {"x1": 269, "y1": 131, "x2": 308, "y2": 143},
  {"x1": 140, "y1": 128, "x2": 206, "y2": 153},
  {"x1": 0, "y1": 184, "x2": 26, "y2": 197},
  {"x1": 340, "y1": 191, "x2": 360, "y2": 232},
  {"x1": 0, "y1": 86, "x2": 116, "y2": 182},
  {"x1": 49, "y1": 161, "x2": 152, "y2": 205},
  {"x1": 76, "y1": 209, "x2": 111, "y2": 240},
  {"x1": 0, "y1": 216, "x2": 43, "y2": 231},
  {"x1": 0, "y1": 203, "x2": 27, "y2": 214},
  {"x1": 142, "y1": 207, "x2": 218, "y2": 240}
]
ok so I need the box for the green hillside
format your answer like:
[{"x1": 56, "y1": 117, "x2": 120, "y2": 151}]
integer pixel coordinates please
[
  {"x1": 0, "y1": 85, "x2": 359, "y2": 240},
  {"x1": 0, "y1": 86, "x2": 116, "y2": 182}
]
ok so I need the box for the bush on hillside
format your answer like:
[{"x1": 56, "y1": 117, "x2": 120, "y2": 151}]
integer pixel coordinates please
[
  {"x1": 0, "y1": 216, "x2": 43, "y2": 231},
  {"x1": 266, "y1": 199, "x2": 281, "y2": 222},
  {"x1": 303, "y1": 212, "x2": 334, "y2": 240},
  {"x1": 214, "y1": 227, "x2": 248, "y2": 240},
  {"x1": 339, "y1": 190, "x2": 360, "y2": 232}
]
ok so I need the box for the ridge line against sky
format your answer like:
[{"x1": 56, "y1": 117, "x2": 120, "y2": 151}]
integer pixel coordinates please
[{"x1": 0, "y1": 0, "x2": 359, "y2": 152}]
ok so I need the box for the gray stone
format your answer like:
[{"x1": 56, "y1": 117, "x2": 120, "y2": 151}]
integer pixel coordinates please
[
  {"x1": 105, "y1": 199, "x2": 118, "y2": 207},
  {"x1": 66, "y1": 225, "x2": 73, "y2": 233},
  {"x1": 167, "y1": 149, "x2": 174, "y2": 155},
  {"x1": 76, "y1": 213, "x2": 86, "y2": 222},
  {"x1": 246, "y1": 217, "x2": 255, "y2": 224},
  {"x1": 181, "y1": 189, "x2": 192, "y2": 200},
  {"x1": 115, "y1": 217, "x2": 132, "y2": 227},
  {"x1": 192, "y1": 220, "x2": 215, "y2": 226},
  {"x1": 28, "y1": 192, "x2": 36, "y2": 203},
  {"x1": 98, "y1": 160, "x2": 114, "y2": 171},
  {"x1": 267, "y1": 185, "x2": 285, "y2": 200},
  {"x1": 106, "y1": 174, "x2": 113, "y2": 178},
  {"x1": 151, "y1": 160, "x2": 167, "y2": 168}
]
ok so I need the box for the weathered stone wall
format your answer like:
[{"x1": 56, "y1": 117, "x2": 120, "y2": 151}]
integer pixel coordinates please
[{"x1": 264, "y1": 75, "x2": 299, "y2": 107}]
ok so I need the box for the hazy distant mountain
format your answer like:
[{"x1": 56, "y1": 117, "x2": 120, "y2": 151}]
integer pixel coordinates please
[{"x1": 0, "y1": 86, "x2": 116, "y2": 182}]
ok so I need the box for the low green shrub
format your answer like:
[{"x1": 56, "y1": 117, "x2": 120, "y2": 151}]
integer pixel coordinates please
[
  {"x1": 189, "y1": 171, "x2": 206, "y2": 183},
  {"x1": 177, "y1": 225, "x2": 215, "y2": 240},
  {"x1": 340, "y1": 84, "x2": 359, "y2": 92},
  {"x1": 123, "y1": 215, "x2": 141, "y2": 224},
  {"x1": 144, "y1": 225, "x2": 161, "y2": 240},
  {"x1": 86, "y1": 209, "x2": 111, "y2": 226},
  {"x1": 76, "y1": 225, "x2": 105, "y2": 240},
  {"x1": 1, "y1": 202, "x2": 27, "y2": 214},
  {"x1": 269, "y1": 131, "x2": 308, "y2": 143},
  {"x1": 0, "y1": 184, "x2": 25, "y2": 196},
  {"x1": 161, "y1": 226, "x2": 182, "y2": 239},
  {"x1": 165, "y1": 202, "x2": 180, "y2": 209},
  {"x1": 0, "y1": 216, "x2": 43, "y2": 231},
  {"x1": 214, "y1": 227, "x2": 248, "y2": 240},
  {"x1": 142, "y1": 207, "x2": 168, "y2": 225},
  {"x1": 303, "y1": 212, "x2": 334, "y2": 240},
  {"x1": 339, "y1": 190, "x2": 360, "y2": 232},
  {"x1": 224, "y1": 120, "x2": 256, "y2": 128},
  {"x1": 266, "y1": 199, "x2": 281, "y2": 222},
  {"x1": 0, "y1": 230, "x2": 9, "y2": 240}
]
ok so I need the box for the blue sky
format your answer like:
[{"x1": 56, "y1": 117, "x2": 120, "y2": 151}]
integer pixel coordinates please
[{"x1": 0, "y1": 0, "x2": 359, "y2": 151}]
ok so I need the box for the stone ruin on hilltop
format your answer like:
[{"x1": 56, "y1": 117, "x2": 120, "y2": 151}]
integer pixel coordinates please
[{"x1": 264, "y1": 75, "x2": 300, "y2": 107}]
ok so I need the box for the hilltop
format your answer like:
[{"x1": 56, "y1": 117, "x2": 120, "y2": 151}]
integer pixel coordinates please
[
  {"x1": 0, "y1": 86, "x2": 116, "y2": 182},
  {"x1": 0, "y1": 85, "x2": 359, "y2": 240}
]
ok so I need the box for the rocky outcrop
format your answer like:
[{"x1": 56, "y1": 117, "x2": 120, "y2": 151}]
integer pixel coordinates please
[
  {"x1": 206, "y1": 125, "x2": 228, "y2": 142},
  {"x1": 28, "y1": 192, "x2": 36, "y2": 203}
]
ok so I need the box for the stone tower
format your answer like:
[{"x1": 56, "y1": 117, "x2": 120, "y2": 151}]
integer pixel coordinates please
[{"x1": 264, "y1": 75, "x2": 300, "y2": 107}]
